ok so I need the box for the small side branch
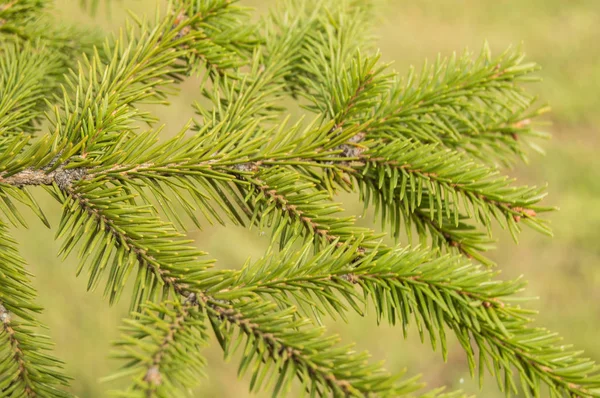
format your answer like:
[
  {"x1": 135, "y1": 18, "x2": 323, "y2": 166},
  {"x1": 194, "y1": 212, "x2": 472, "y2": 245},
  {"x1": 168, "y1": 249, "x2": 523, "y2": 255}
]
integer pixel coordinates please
[{"x1": 0, "y1": 303, "x2": 35, "y2": 397}]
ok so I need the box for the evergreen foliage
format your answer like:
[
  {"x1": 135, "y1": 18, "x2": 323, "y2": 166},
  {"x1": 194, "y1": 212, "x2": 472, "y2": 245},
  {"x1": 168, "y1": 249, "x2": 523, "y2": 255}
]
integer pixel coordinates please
[{"x1": 0, "y1": 0, "x2": 598, "y2": 397}]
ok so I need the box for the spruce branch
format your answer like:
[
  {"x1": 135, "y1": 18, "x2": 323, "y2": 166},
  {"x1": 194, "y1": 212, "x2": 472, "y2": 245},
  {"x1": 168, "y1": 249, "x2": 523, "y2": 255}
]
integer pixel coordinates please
[
  {"x1": 367, "y1": 46, "x2": 551, "y2": 163},
  {"x1": 0, "y1": 0, "x2": 101, "y2": 140},
  {"x1": 0, "y1": 182, "x2": 48, "y2": 228},
  {"x1": 0, "y1": 132, "x2": 92, "y2": 228},
  {"x1": 0, "y1": 0, "x2": 48, "y2": 27},
  {"x1": 280, "y1": 0, "x2": 376, "y2": 99},
  {"x1": 46, "y1": 157, "x2": 600, "y2": 396},
  {"x1": 281, "y1": 17, "x2": 555, "y2": 260},
  {"x1": 0, "y1": 105, "x2": 588, "y2": 397},
  {"x1": 186, "y1": 2, "x2": 528, "y2": 263},
  {"x1": 0, "y1": 167, "x2": 85, "y2": 189},
  {"x1": 205, "y1": 296, "x2": 428, "y2": 397},
  {"x1": 0, "y1": 224, "x2": 70, "y2": 397},
  {"x1": 96, "y1": 140, "x2": 372, "y2": 250},
  {"x1": 50, "y1": 179, "x2": 212, "y2": 309},
  {"x1": 47, "y1": 0, "x2": 370, "y2": 240},
  {"x1": 41, "y1": 0, "x2": 254, "y2": 162},
  {"x1": 49, "y1": 14, "x2": 200, "y2": 150},
  {"x1": 0, "y1": 1, "x2": 597, "y2": 397},
  {"x1": 411, "y1": 207, "x2": 496, "y2": 265},
  {"x1": 173, "y1": 0, "x2": 258, "y2": 74},
  {"x1": 242, "y1": 168, "x2": 364, "y2": 246},
  {"x1": 191, "y1": 0, "x2": 325, "y2": 136},
  {"x1": 108, "y1": 299, "x2": 208, "y2": 397},
  {"x1": 295, "y1": 32, "x2": 550, "y2": 164},
  {"x1": 205, "y1": 239, "x2": 600, "y2": 397},
  {"x1": 46, "y1": 182, "x2": 429, "y2": 396},
  {"x1": 40, "y1": 163, "x2": 436, "y2": 396},
  {"x1": 49, "y1": 152, "x2": 587, "y2": 398},
  {"x1": 0, "y1": 114, "x2": 545, "y2": 264},
  {"x1": 0, "y1": 43, "x2": 64, "y2": 136},
  {"x1": 353, "y1": 139, "x2": 553, "y2": 238},
  {"x1": 0, "y1": 0, "x2": 101, "y2": 77},
  {"x1": 0, "y1": 119, "x2": 357, "y2": 236}
]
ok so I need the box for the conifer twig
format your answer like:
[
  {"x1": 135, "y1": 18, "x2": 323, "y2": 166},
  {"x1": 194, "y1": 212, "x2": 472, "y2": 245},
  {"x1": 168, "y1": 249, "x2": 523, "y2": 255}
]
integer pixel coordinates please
[{"x1": 0, "y1": 1, "x2": 597, "y2": 397}]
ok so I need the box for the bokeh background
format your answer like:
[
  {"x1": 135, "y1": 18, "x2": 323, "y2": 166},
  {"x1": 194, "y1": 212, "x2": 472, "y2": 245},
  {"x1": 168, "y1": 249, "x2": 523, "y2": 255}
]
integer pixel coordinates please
[{"x1": 11, "y1": 0, "x2": 600, "y2": 396}]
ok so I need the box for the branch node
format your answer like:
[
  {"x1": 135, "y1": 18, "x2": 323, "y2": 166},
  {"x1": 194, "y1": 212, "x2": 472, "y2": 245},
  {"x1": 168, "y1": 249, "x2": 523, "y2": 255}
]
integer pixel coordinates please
[
  {"x1": 144, "y1": 365, "x2": 162, "y2": 386},
  {"x1": 0, "y1": 303, "x2": 11, "y2": 324}
]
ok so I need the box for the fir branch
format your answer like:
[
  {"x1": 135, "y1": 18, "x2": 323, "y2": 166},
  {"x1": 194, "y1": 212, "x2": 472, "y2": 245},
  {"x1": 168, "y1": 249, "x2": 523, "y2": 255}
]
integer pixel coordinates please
[{"x1": 0, "y1": 224, "x2": 70, "y2": 397}]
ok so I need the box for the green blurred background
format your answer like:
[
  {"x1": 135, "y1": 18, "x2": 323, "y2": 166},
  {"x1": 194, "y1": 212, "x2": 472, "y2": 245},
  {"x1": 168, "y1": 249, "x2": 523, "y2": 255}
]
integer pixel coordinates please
[{"x1": 12, "y1": 0, "x2": 600, "y2": 396}]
